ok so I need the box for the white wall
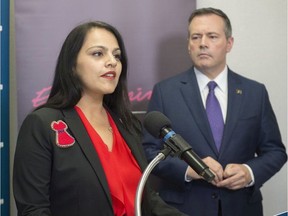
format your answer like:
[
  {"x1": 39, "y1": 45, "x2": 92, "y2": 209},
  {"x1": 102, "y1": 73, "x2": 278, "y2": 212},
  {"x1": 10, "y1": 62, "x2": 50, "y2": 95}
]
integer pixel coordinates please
[{"x1": 196, "y1": 0, "x2": 287, "y2": 215}]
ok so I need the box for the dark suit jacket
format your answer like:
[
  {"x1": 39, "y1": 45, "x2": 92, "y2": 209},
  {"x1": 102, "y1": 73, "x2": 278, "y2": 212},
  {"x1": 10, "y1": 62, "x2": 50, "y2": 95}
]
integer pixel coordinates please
[
  {"x1": 13, "y1": 107, "x2": 187, "y2": 216},
  {"x1": 142, "y1": 67, "x2": 287, "y2": 216}
]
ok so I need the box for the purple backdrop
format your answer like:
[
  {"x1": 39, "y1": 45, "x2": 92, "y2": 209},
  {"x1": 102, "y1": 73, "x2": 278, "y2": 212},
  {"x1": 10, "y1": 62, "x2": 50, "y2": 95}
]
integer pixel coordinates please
[{"x1": 15, "y1": 0, "x2": 195, "y2": 126}]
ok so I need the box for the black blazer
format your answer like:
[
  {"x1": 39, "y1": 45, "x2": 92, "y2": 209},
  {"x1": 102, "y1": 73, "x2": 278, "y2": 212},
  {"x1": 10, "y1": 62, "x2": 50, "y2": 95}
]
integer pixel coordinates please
[{"x1": 13, "y1": 107, "x2": 186, "y2": 216}]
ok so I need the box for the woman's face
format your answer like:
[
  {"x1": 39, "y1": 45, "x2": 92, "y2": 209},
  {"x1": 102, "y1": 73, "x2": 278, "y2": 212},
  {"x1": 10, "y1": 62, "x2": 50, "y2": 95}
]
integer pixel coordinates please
[{"x1": 75, "y1": 27, "x2": 122, "y2": 99}]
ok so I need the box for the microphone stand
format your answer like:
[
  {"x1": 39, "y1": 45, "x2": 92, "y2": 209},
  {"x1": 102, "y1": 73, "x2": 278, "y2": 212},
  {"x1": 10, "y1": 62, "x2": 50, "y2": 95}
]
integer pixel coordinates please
[{"x1": 135, "y1": 147, "x2": 172, "y2": 216}]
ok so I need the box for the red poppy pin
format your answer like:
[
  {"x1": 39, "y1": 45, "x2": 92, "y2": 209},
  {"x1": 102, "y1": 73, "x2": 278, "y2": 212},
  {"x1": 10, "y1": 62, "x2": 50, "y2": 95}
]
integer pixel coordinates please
[{"x1": 51, "y1": 120, "x2": 75, "y2": 148}]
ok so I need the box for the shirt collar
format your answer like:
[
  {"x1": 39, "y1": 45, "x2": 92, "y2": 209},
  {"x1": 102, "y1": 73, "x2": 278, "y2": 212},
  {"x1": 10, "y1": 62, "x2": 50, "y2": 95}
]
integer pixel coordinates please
[{"x1": 194, "y1": 66, "x2": 228, "y2": 93}]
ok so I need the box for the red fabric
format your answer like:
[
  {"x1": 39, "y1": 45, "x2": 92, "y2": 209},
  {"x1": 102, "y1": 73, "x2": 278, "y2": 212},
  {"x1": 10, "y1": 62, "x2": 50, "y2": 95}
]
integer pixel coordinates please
[{"x1": 75, "y1": 106, "x2": 142, "y2": 216}]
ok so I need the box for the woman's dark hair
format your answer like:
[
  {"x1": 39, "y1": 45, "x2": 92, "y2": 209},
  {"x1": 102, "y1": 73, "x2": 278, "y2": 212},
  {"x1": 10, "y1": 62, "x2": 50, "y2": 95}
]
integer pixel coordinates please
[
  {"x1": 38, "y1": 21, "x2": 139, "y2": 132},
  {"x1": 188, "y1": 7, "x2": 232, "y2": 39}
]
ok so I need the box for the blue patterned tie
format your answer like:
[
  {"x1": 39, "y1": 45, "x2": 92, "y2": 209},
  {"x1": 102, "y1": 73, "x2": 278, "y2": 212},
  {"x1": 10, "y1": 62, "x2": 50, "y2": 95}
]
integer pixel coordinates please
[{"x1": 206, "y1": 81, "x2": 224, "y2": 151}]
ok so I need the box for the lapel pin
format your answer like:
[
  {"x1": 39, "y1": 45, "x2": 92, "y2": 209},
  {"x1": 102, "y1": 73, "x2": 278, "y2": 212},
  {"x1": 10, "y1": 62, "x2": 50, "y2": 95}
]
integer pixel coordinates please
[
  {"x1": 236, "y1": 89, "x2": 242, "y2": 95},
  {"x1": 51, "y1": 120, "x2": 75, "y2": 148}
]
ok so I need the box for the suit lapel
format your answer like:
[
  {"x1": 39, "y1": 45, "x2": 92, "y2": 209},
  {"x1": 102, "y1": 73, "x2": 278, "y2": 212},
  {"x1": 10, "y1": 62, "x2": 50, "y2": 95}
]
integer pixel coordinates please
[
  {"x1": 180, "y1": 69, "x2": 245, "y2": 155},
  {"x1": 219, "y1": 70, "x2": 244, "y2": 154},
  {"x1": 179, "y1": 69, "x2": 217, "y2": 153},
  {"x1": 62, "y1": 108, "x2": 113, "y2": 209}
]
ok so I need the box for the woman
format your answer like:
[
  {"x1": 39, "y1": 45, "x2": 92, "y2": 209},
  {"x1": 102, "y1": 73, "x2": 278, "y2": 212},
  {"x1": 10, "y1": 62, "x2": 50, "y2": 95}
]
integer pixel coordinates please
[{"x1": 13, "y1": 21, "x2": 186, "y2": 216}]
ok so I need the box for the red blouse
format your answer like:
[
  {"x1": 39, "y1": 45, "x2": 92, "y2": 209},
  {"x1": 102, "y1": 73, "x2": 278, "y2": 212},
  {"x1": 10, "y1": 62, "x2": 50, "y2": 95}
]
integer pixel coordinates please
[{"x1": 75, "y1": 106, "x2": 142, "y2": 216}]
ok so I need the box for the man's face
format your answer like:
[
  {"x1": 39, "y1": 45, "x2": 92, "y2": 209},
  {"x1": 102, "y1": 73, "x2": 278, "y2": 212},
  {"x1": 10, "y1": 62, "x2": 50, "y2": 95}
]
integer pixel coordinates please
[{"x1": 188, "y1": 14, "x2": 233, "y2": 78}]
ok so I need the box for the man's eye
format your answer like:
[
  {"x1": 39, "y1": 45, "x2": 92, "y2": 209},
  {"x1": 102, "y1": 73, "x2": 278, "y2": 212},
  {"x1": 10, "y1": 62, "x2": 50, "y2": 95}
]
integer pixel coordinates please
[{"x1": 191, "y1": 35, "x2": 200, "y2": 40}]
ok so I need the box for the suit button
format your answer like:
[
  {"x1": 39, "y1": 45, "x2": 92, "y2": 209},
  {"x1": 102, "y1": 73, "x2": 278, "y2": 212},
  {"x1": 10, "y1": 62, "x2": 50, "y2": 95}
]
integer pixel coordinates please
[{"x1": 211, "y1": 193, "x2": 218, "y2": 199}]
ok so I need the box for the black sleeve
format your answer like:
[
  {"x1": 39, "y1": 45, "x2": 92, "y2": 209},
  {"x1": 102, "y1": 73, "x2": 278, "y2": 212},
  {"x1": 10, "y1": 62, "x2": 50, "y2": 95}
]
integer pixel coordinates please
[{"x1": 13, "y1": 112, "x2": 53, "y2": 216}]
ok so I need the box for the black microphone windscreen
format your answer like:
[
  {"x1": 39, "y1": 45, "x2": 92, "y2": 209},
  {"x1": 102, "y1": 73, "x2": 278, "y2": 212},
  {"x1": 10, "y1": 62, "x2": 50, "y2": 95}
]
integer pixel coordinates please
[{"x1": 143, "y1": 111, "x2": 171, "y2": 138}]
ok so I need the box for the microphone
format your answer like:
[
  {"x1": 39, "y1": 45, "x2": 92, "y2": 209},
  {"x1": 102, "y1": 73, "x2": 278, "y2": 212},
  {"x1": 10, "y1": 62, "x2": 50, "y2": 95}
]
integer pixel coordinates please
[{"x1": 144, "y1": 111, "x2": 215, "y2": 182}]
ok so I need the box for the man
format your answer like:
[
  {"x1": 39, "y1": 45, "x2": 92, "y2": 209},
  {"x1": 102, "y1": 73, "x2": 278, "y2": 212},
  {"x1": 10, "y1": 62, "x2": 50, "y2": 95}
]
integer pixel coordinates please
[{"x1": 142, "y1": 7, "x2": 287, "y2": 216}]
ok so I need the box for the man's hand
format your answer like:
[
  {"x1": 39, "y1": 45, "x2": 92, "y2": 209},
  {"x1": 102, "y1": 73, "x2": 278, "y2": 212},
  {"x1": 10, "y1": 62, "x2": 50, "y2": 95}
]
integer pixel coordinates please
[
  {"x1": 216, "y1": 163, "x2": 252, "y2": 190},
  {"x1": 186, "y1": 156, "x2": 224, "y2": 185}
]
